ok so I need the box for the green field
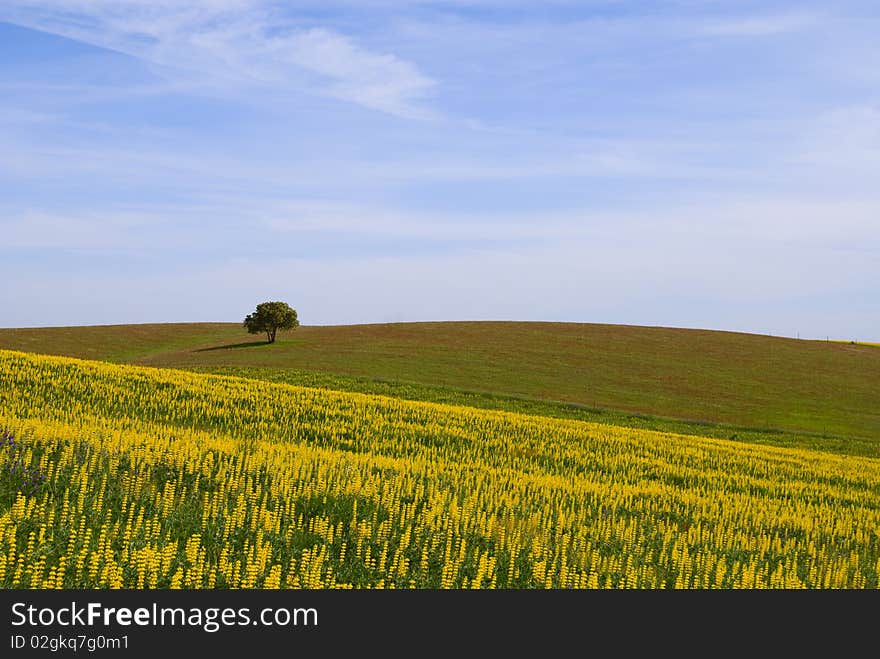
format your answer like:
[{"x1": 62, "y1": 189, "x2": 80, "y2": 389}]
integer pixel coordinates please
[{"x1": 1, "y1": 321, "x2": 878, "y2": 452}]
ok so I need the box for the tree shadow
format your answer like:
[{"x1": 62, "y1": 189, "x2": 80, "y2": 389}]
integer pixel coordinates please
[{"x1": 194, "y1": 340, "x2": 271, "y2": 352}]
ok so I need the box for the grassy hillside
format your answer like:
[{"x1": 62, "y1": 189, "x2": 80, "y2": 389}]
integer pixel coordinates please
[
  {"x1": 0, "y1": 323, "x2": 243, "y2": 362},
  {"x1": 2, "y1": 350, "x2": 879, "y2": 589},
  {"x1": 1, "y1": 321, "x2": 877, "y2": 442},
  {"x1": 182, "y1": 367, "x2": 880, "y2": 458}
]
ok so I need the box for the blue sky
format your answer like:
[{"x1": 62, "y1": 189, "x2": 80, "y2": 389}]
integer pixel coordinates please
[{"x1": 1, "y1": 1, "x2": 877, "y2": 339}]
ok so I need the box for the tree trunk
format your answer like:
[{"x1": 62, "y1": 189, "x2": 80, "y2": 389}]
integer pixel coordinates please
[{"x1": 266, "y1": 330, "x2": 272, "y2": 343}]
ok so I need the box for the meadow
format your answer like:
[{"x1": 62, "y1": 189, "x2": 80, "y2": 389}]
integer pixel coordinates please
[
  {"x1": 2, "y1": 321, "x2": 877, "y2": 444},
  {"x1": 2, "y1": 349, "x2": 879, "y2": 589}
]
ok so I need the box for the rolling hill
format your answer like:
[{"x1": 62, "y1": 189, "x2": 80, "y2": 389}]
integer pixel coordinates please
[{"x1": 0, "y1": 321, "x2": 877, "y2": 445}]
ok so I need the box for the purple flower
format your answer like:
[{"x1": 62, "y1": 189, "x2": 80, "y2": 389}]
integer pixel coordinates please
[{"x1": 0, "y1": 430, "x2": 15, "y2": 450}]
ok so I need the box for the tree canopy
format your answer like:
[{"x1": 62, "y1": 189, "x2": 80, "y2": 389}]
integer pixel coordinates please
[{"x1": 243, "y1": 301, "x2": 299, "y2": 344}]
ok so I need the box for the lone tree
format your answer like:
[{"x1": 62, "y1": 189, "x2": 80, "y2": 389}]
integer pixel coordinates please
[{"x1": 243, "y1": 301, "x2": 299, "y2": 344}]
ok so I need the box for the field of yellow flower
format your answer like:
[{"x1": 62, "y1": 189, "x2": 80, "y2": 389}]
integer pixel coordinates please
[{"x1": 1, "y1": 349, "x2": 878, "y2": 589}]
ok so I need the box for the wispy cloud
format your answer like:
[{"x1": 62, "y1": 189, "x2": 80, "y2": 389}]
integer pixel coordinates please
[
  {"x1": 5, "y1": 200, "x2": 875, "y2": 337},
  {"x1": 696, "y1": 12, "x2": 819, "y2": 38},
  {"x1": 2, "y1": 1, "x2": 877, "y2": 338},
  {"x1": 283, "y1": 28, "x2": 435, "y2": 118},
  {"x1": 794, "y1": 105, "x2": 880, "y2": 172},
  {"x1": 0, "y1": 128, "x2": 752, "y2": 190},
  {"x1": 0, "y1": 1, "x2": 436, "y2": 117},
  {"x1": 5, "y1": 195, "x2": 878, "y2": 253},
  {"x1": 0, "y1": 211, "x2": 145, "y2": 250}
]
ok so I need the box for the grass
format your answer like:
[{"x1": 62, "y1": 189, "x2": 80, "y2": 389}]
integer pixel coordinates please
[
  {"x1": 0, "y1": 323, "x2": 243, "y2": 362},
  {"x1": 191, "y1": 366, "x2": 880, "y2": 458},
  {"x1": 1, "y1": 321, "x2": 878, "y2": 445}
]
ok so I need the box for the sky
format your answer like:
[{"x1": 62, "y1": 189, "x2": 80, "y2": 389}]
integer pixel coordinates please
[{"x1": 1, "y1": 1, "x2": 877, "y2": 339}]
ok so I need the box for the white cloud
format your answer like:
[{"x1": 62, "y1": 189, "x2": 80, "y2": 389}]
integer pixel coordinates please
[
  {"x1": 260, "y1": 198, "x2": 880, "y2": 249},
  {"x1": 696, "y1": 13, "x2": 819, "y2": 38},
  {"x1": 4, "y1": 195, "x2": 877, "y2": 255},
  {"x1": 794, "y1": 106, "x2": 880, "y2": 172},
  {"x1": 0, "y1": 1, "x2": 435, "y2": 118},
  {"x1": 0, "y1": 211, "x2": 157, "y2": 249},
  {"x1": 0, "y1": 125, "x2": 753, "y2": 190},
  {"x1": 3, "y1": 191, "x2": 877, "y2": 338},
  {"x1": 4, "y1": 218, "x2": 875, "y2": 339},
  {"x1": 283, "y1": 29, "x2": 435, "y2": 118},
  {"x1": 0, "y1": 107, "x2": 58, "y2": 124},
  {"x1": 1, "y1": 2, "x2": 876, "y2": 338}
]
